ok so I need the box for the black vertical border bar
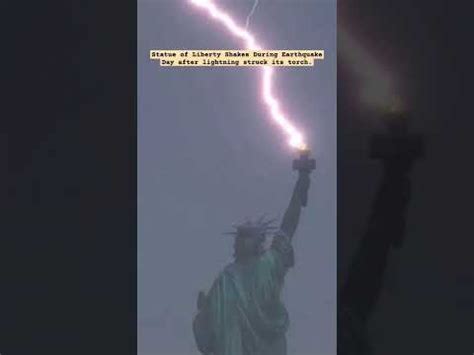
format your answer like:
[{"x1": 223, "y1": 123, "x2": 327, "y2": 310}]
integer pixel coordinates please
[
  {"x1": 77, "y1": 1, "x2": 138, "y2": 354},
  {"x1": 2, "y1": 0, "x2": 137, "y2": 354}
]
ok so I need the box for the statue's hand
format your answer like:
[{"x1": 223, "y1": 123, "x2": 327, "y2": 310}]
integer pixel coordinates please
[
  {"x1": 197, "y1": 291, "x2": 206, "y2": 311},
  {"x1": 381, "y1": 157, "x2": 416, "y2": 181}
]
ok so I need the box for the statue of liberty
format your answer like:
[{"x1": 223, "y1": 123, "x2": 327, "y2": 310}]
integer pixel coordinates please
[{"x1": 192, "y1": 151, "x2": 315, "y2": 355}]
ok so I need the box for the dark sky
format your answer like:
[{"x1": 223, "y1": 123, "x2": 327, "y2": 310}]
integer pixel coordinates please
[{"x1": 138, "y1": 0, "x2": 336, "y2": 354}]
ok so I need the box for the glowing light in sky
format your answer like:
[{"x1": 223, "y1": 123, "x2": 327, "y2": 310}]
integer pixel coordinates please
[
  {"x1": 189, "y1": 0, "x2": 306, "y2": 150},
  {"x1": 338, "y1": 27, "x2": 402, "y2": 112}
]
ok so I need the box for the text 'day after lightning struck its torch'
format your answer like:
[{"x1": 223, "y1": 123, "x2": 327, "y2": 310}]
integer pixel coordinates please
[{"x1": 150, "y1": 0, "x2": 325, "y2": 153}]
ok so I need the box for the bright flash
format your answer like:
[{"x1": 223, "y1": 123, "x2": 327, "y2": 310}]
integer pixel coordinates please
[
  {"x1": 189, "y1": 0, "x2": 307, "y2": 150},
  {"x1": 338, "y1": 26, "x2": 404, "y2": 113}
]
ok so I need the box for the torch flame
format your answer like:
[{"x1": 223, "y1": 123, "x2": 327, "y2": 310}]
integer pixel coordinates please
[{"x1": 189, "y1": 0, "x2": 307, "y2": 151}]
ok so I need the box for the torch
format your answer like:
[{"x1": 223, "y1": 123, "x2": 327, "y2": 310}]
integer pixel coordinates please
[
  {"x1": 189, "y1": 0, "x2": 317, "y2": 208},
  {"x1": 292, "y1": 148, "x2": 316, "y2": 207},
  {"x1": 369, "y1": 110, "x2": 424, "y2": 248}
]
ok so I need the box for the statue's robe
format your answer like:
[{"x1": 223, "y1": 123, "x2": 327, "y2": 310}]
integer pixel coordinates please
[{"x1": 193, "y1": 232, "x2": 294, "y2": 355}]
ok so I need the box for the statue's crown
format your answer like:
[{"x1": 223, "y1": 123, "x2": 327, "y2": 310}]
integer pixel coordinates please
[{"x1": 224, "y1": 215, "x2": 278, "y2": 237}]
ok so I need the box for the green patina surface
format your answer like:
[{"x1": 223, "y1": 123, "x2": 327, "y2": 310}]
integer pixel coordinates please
[{"x1": 193, "y1": 235, "x2": 294, "y2": 355}]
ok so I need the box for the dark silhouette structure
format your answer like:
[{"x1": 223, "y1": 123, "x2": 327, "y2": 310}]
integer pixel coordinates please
[{"x1": 338, "y1": 113, "x2": 423, "y2": 354}]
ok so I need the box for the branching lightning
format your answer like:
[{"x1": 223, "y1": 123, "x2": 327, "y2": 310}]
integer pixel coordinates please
[
  {"x1": 245, "y1": 0, "x2": 259, "y2": 30},
  {"x1": 189, "y1": 0, "x2": 307, "y2": 150}
]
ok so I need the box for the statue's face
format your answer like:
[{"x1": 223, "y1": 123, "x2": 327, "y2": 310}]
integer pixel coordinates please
[{"x1": 233, "y1": 233, "x2": 265, "y2": 259}]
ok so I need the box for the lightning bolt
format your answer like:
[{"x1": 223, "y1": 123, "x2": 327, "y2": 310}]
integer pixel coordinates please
[{"x1": 189, "y1": 0, "x2": 307, "y2": 150}]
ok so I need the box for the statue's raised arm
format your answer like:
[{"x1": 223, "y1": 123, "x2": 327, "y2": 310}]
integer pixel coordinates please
[
  {"x1": 193, "y1": 149, "x2": 316, "y2": 355},
  {"x1": 280, "y1": 149, "x2": 315, "y2": 240}
]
